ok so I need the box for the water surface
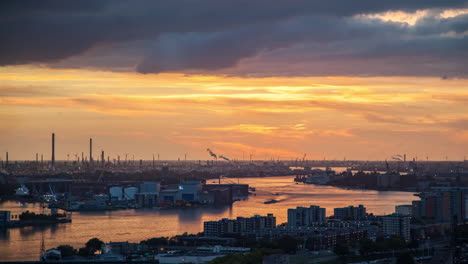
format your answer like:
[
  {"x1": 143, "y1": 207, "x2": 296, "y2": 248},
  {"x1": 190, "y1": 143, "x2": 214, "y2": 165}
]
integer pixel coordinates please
[{"x1": 0, "y1": 176, "x2": 417, "y2": 261}]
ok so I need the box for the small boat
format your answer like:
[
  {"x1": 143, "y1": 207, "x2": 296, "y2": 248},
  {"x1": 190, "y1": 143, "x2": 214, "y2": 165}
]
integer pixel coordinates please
[{"x1": 264, "y1": 199, "x2": 279, "y2": 204}]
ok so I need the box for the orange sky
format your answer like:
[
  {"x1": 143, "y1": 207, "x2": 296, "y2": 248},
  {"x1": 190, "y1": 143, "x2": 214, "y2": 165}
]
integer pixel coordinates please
[
  {"x1": 1, "y1": 65, "x2": 467, "y2": 161},
  {"x1": 1, "y1": 7, "x2": 468, "y2": 161}
]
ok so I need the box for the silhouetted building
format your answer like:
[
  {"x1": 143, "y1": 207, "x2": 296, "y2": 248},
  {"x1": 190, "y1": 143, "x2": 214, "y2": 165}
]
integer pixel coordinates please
[
  {"x1": 288, "y1": 205, "x2": 326, "y2": 227},
  {"x1": 377, "y1": 173, "x2": 400, "y2": 188},
  {"x1": 413, "y1": 187, "x2": 468, "y2": 224},
  {"x1": 334, "y1": 205, "x2": 366, "y2": 220},
  {"x1": 382, "y1": 213, "x2": 410, "y2": 241},
  {"x1": 204, "y1": 214, "x2": 276, "y2": 237},
  {"x1": 0, "y1": 211, "x2": 11, "y2": 227},
  {"x1": 395, "y1": 205, "x2": 413, "y2": 216}
]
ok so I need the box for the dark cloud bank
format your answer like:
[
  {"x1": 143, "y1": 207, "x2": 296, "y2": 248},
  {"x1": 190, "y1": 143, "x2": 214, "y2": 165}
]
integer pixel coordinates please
[{"x1": 1, "y1": 0, "x2": 467, "y2": 77}]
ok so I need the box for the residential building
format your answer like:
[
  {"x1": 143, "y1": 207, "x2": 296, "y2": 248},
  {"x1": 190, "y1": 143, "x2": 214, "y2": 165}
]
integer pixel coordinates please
[
  {"x1": 334, "y1": 205, "x2": 366, "y2": 220},
  {"x1": 288, "y1": 205, "x2": 326, "y2": 227},
  {"x1": 382, "y1": 213, "x2": 411, "y2": 241},
  {"x1": 395, "y1": 205, "x2": 413, "y2": 216},
  {"x1": 413, "y1": 187, "x2": 468, "y2": 224},
  {"x1": 204, "y1": 214, "x2": 276, "y2": 237}
]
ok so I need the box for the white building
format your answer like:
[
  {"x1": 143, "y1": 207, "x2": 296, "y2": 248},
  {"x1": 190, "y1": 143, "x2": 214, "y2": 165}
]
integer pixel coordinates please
[
  {"x1": 137, "y1": 182, "x2": 160, "y2": 207},
  {"x1": 139, "y1": 182, "x2": 160, "y2": 194},
  {"x1": 109, "y1": 186, "x2": 123, "y2": 200},
  {"x1": 123, "y1": 187, "x2": 138, "y2": 200},
  {"x1": 177, "y1": 181, "x2": 202, "y2": 202},
  {"x1": 156, "y1": 246, "x2": 249, "y2": 264},
  {"x1": 155, "y1": 253, "x2": 222, "y2": 264}
]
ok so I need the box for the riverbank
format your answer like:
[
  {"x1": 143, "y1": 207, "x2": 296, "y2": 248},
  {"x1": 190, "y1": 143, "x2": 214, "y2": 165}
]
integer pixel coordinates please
[
  {"x1": 1, "y1": 218, "x2": 71, "y2": 229},
  {"x1": 323, "y1": 183, "x2": 417, "y2": 193}
]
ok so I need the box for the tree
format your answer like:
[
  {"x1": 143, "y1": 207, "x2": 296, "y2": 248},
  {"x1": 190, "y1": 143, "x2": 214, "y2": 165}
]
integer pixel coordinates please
[
  {"x1": 85, "y1": 238, "x2": 104, "y2": 253},
  {"x1": 77, "y1": 247, "x2": 93, "y2": 257},
  {"x1": 383, "y1": 236, "x2": 406, "y2": 250},
  {"x1": 57, "y1": 245, "x2": 75, "y2": 257},
  {"x1": 359, "y1": 238, "x2": 377, "y2": 255},
  {"x1": 407, "y1": 239, "x2": 419, "y2": 249},
  {"x1": 273, "y1": 236, "x2": 299, "y2": 253},
  {"x1": 141, "y1": 237, "x2": 169, "y2": 247},
  {"x1": 334, "y1": 243, "x2": 349, "y2": 256},
  {"x1": 396, "y1": 252, "x2": 415, "y2": 264}
]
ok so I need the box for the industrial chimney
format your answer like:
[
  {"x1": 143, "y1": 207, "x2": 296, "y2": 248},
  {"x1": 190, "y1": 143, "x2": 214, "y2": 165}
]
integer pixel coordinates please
[
  {"x1": 89, "y1": 138, "x2": 93, "y2": 163},
  {"x1": 51, "y1": 133, "x2": 55, "y2": 169}
]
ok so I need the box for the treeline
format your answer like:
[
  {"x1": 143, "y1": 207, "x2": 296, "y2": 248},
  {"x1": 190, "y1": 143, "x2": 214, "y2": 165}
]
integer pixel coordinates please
[
  {"x1": 330, "y1": 171, "x2": 418, "y2": 189},
  {"x1": 333, "y1": 235, "x2": 420, "y2": 264},
  {"x1": 55, "y1": 238, "x2": 104, "y2": 257},
  {"x1": 140, "y1": 232, "x2": 203, "y2": 247},
  {"x1": 19, "y1": 211, "x2": 66, "y2": 221}
]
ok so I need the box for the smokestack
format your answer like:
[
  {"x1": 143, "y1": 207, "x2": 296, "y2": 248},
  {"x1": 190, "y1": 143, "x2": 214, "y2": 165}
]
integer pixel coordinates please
[
  {"x1": 5, "y1": 152, "x2": 8, "y2": 168},
  {"x1": 51, "y1": 133, "x2": 55, "y2": 169},
  {"x1": 101, "y1": 150, "x2": 105, "y2": 167},
  {"x1": 41, "y1": 154, "x2": 43, "y2": 164},
  {"x1": 89, "y1": 138, "x2": 93, "y2": 163},
  {"x1": 36, "y1": 153, "x2": 38, "y2": 163},
  {"x1": 81, "y1": 152, "x2": 84, "y2": 164}
]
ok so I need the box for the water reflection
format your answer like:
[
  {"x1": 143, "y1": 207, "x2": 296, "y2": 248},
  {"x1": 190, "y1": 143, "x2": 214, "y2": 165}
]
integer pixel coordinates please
[
  {"x1": 0, "y1": 176, "x2": 417, "y2": 261},
  {"x1": 0, "y1": 228, "x2": 10, "y2": 240}
]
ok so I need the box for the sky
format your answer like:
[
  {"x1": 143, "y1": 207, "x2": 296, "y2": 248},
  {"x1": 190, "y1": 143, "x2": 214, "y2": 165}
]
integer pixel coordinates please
[{"x1": 0, "y1": 1, "x2": 467, "y2": 161}]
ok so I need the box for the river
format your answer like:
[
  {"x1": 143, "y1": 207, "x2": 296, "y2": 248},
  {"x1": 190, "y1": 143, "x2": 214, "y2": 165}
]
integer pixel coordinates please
[{"x1": 0, "y1": 175, "x2": 417, "y2": 261}]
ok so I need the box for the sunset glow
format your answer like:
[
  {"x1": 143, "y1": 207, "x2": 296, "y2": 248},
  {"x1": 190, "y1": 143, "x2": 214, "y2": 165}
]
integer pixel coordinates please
[
  {"x1": 1, "y1": 66, "x2": 467, "y2": 161},
  {"x1": 1, "y1": 2, "x2": 467, "y2": 161}
]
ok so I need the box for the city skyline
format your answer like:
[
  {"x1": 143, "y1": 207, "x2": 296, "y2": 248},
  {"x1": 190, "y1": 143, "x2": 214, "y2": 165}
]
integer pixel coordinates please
[{"x1": 2, "y1": 2, "x2": 468, "y2": 263}]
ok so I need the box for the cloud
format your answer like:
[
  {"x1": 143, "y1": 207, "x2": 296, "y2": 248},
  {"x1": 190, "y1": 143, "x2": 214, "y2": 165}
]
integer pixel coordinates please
[
  {"x1": 1, "y1": 1, "x2": 468, "y2": 77},
  {"x1": 199, "y1": 124, "x2": 354, "y2": 139},
  {"x1": 0, "y1": 85, "x2": 68, "y2": 97}
]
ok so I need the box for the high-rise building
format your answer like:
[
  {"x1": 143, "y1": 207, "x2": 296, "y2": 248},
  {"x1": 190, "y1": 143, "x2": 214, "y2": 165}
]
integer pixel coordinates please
[
  {"x1": 413, "y1": 187, "x2": 468, "y2": 224},
  {"x1": 395, "y1": 205, "x2": 413, "y2": 216},
  {"x1": 334, "y1": 205, "x2": 366, "y2": 220},
  {"x1": 288, "y1": 205, "x2": 326, "y2": 227},
  {"x1": 382, "y1": 213, "x2": 411, "y2": 241}
]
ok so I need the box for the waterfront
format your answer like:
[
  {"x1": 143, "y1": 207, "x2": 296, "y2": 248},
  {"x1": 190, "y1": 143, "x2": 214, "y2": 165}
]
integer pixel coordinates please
[{"x1": 0, "y1": 175, "x2": 416, "y2": 261}]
